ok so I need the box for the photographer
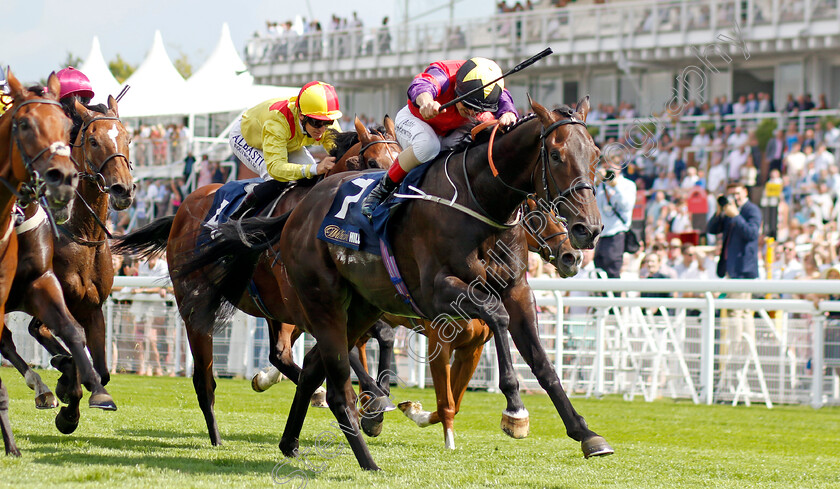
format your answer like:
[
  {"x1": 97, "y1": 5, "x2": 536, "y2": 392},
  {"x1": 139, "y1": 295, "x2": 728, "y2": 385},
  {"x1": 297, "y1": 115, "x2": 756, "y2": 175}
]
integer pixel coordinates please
[
  {"x1": 594, "y1": 158, "x2": 637, "y2": 278},
  {"x1": 707, "y1": 181, "x2": 761, "y2": 366}
]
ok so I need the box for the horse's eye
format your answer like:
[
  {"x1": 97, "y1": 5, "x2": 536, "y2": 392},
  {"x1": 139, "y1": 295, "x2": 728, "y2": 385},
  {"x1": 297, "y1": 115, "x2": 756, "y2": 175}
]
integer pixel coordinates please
[
  {"x1": 89, "y1": 137, "x2": 98, "y2": 148},
  {"x1": 550, "y1": 149, "x2": 561, "y2": 161},
  {"x1": 17, "y1": 119, "x2": 29, "y2": 131},
  {"x1": 368, "y1": 159, "x2": 377, "y2": 168}
]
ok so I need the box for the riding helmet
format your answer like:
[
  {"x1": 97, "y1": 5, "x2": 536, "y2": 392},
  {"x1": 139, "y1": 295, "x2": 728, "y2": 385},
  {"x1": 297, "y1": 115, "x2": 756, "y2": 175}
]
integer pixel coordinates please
[
  {"x1": 56, "y1": 67, "x2": 95, "y2": 102},
  {"x1": 455, "y1": 57, "x2": 504, "y2": 113},
  {"x1": 296, "y1": 81, "x2": 342, "y2": 121}
]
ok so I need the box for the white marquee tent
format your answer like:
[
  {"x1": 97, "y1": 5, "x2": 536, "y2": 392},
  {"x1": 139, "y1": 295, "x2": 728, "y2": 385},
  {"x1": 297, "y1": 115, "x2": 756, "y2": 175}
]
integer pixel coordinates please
[
  {"x1": 117, "y1": 30, "x2": 190, "y2": 118},
  {"x1": 79, "y1": 36, "x2": 122, "y2": 105}
]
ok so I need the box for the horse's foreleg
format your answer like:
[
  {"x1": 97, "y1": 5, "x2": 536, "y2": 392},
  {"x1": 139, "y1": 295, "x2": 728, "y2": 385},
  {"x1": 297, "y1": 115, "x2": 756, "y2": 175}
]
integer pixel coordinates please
[
  {"x1": 432, "y1": 274, "x2": 527, "y2": 432},
  {"x1": 350, "y1": 341, "x2": 394, "y2": 438},
  {"x1": 279, "y1": 344, "x2": 327, "y2": 457},
  {"x1": 0, "y1": 374, "x2": 20, "y2": 456},
  {"x1": 79, "y1": 308, "x2": 110, "y2": 386},
  {"x1": 26, "y1": 278, "x2": 114, "y2": 410},
  {"x1": 185, "y1": 326, "x2": 221, "y2": 446},
  {"x1": 252, "y1": 321, "x2": 300, "y2": 392},
  {"x1": 0, "y1": 326, "x2": 57, "y2": 409},
  {"x1": 371, "y1": 320, "x2": 395, "y2": 395},
  {"x1": 503, "y1": 286, "x2": 613, "y2": 458}
]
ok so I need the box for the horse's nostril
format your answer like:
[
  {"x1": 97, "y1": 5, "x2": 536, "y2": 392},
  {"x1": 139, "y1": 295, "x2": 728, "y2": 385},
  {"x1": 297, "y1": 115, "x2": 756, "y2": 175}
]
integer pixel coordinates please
[
  {"x1": 571, "y1": 223, "x2": 590, "y2": 239},
  {"x1": 110, "y1": 184, "x2": 126, "y2": 196},
  {"x1": 44, "y1": 168, "x2": 64, "y2": 186},
  {"x1": 561, "y1": 253, "x2": 577, "y2": 267}
]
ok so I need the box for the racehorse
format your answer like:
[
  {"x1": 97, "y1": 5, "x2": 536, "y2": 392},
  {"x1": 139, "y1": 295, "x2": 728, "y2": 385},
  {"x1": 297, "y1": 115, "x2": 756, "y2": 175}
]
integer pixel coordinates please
[
  {"x1": 111, "y1": 117, "x2": 400, "y2": 445},
  {"x1": 176, "y1": 97, "x2": 610, "y2": 470},
  {"x1": 251, "y1": 196, "x2": 583, "y2": 448},
  {"x1": 0, "y1": 71, "x2": 85, "y2": 456},
  {"x1": 0, "y1": 96, "x2": 132, "y2": 434}
]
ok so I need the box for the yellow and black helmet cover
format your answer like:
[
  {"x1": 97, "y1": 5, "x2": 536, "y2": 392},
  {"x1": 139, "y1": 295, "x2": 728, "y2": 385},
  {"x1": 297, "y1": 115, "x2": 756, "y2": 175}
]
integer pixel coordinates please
[{"x1": 455, "y1": 57, "x2": 504, "y2": 112}]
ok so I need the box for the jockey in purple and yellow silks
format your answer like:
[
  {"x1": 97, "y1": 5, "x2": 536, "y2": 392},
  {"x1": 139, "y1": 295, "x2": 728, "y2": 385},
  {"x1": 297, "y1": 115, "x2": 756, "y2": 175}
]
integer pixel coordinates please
[
  {"x1": 228, "y1": 81, "x2": 342, "y2": 219},
  {"x1": 361, "y1": 57, "x2": 518, "y2": 218}
]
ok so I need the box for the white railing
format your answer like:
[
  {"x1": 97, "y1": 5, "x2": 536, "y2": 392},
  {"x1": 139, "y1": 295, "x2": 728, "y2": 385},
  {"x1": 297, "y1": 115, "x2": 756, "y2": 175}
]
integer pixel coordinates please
[
  {"x1": 246, "y1": 0, "x2": 840, "y2": 68},
  {"x1": 3, "y1": 277, "x2": 839, "y2": 408}
]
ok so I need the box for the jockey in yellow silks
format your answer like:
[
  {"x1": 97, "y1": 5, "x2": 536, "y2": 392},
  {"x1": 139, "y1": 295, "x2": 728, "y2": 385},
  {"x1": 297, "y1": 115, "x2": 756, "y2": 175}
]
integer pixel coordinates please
[{"x1": 228, "y1": 81, "x2": 343, "y2": 219}]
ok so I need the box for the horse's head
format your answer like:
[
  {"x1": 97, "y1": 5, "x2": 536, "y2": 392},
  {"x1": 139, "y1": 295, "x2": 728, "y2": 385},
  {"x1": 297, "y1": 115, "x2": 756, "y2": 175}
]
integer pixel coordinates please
[
  {"x1": 522, "y1": 197, "x2": 581, "y2": 277},
  {"x1": 352, "y1": 116, "x2": 400, "y2": 170},
  {"x1": 72, "y1": 95, "x2": 135, "y2": 210},
  {"x1": 530, "y1": 95, "x2": 602, "y2": 249},
  {"x1": 3, "y1": 70, "x2": 78, "y2": 211}
]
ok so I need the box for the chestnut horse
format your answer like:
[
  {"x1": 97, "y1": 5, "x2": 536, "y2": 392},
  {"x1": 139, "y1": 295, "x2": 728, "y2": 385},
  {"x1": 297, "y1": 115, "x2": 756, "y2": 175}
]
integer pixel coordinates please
[
  {"x1": 0, "y1": 71, "x2": 85, "y2": 456},
  {"x1": 177, "y1": 97, "x2": 609, "y2": 470},
  {"x1": 0, "y1": 96, "x2": 132, "y2": 434},
  {"x1": 111, "y1": 117, "x2": 400, "y2": 445}
]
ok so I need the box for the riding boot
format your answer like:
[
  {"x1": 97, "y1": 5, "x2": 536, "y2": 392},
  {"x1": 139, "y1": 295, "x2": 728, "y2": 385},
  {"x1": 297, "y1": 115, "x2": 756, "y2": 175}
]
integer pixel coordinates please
[
  {"x1": 361, "y1": 174, "x2": 399, "y2": 219},
  {"x1": 229, "y1": 179, "x2": 288, "y2": 220}
]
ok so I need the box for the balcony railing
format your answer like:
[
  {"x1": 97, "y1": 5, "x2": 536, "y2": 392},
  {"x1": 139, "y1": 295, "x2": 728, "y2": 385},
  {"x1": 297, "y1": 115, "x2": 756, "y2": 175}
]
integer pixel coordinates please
[{"x1": 245, "y1": 0, "x2": 840, "y2": 68}]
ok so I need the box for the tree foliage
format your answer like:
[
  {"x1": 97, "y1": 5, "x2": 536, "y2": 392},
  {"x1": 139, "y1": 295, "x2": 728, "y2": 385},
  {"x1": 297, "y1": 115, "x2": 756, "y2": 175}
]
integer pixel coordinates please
[
  {"x1": 173, "y1": 52, "x2": 192, "y2": 79},
  {"x1": 109, "y1": 54, "x2": 136, "y2": 84}
]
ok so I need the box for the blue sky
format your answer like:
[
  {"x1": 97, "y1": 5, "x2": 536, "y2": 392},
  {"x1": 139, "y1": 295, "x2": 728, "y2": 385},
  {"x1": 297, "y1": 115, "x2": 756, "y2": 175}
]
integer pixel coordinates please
[{"x1": 2, "y1": 0, "x2": 493, "y2": 84}]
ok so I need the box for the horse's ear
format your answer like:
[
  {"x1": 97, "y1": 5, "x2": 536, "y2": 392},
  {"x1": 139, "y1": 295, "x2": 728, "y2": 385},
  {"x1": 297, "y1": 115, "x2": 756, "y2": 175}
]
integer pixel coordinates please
[
  {"x1": 354, "y1": 116, "x2": 370, "y2": 141},
  {"x1": 5, "y1": 69, "x2": 25, "y2": 101},
  {"x1": 45, "y1": 71, "x2": 61, "y2": 100},
  {"x1": 344, "y1": 155, "x2": 362, "y2": 171},
  {"x1": 529, "y1": 93, "x2": 553, "y2": 126},
  {"x1": 575, "y1": 95, "x2": 590, "y2": 122},
  {"x1": 73, "y1": 98, "x2": 94, "y2": 122},
  {"x1": 107, "y1": 94, "x2": 120, "y2": 118},
  {"x1": 383, "y1": 115, "x2": 395, "y2": 139}
]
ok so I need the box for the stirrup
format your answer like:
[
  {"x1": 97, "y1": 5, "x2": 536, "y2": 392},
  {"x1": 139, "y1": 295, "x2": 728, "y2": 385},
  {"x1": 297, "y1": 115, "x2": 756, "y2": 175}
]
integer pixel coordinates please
[{"x1": 361, "y1": 178, "x2": 397, "y2": 219}]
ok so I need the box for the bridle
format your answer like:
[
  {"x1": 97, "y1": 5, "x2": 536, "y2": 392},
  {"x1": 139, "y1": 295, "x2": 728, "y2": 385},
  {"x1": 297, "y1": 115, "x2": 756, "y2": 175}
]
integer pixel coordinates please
[
  {"x1": 458, "y1": 113, "x2": 595, "y2": 227},
  {"x1": 520, "y1": 197, "x2": 570, "y2": 261},
  {"x1": 74, "y1": 115, "x2": 132, "y2": 194},
  {"x1": 357, "y1": 132, "x2": 400, "y2": 168},
  {"x1": 63, "y1": 114, "x2": 132, "y2": 243},
  {"x1": 1, "y1": 98, "x2": 70, "y2": 205}
]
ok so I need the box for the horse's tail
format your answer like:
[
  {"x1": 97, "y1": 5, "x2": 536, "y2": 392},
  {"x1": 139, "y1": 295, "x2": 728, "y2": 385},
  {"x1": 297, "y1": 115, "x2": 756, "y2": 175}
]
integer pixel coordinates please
[
  {"x1": 111, "y1": 215, "x2": 175, "y2": 259},
  {"x1": 172, "y1": 212, "x2": 292, "y2": 335}
]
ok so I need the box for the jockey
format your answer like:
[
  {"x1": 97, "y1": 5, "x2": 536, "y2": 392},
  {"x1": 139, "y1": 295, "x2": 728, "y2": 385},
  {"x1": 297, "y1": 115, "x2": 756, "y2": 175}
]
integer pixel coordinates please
[
  {"x1": 228, "y1": 81, "x2": 342, "y2": 219},
  {"x1": 361, "y1": 57, "x2": 518, "y2": 218},
  {"x1": 55, "y1": 66, "x2": 95, "y2": 143}
]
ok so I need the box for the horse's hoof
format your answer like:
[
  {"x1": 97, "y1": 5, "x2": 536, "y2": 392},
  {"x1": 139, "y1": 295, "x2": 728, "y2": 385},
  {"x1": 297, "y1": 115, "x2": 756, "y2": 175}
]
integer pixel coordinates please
[
  {"x1": 397, "y1": 400, "x2": 419, "y2": 413},
  {"x1": 310, "y1": 387, "x2": 328, "y2": 408},
  {"x1": 582, "y1": 436, "x2": 614, "y2": 458},
  {"x1": 398, "y1": 401, "x2": 432, "y2": 427},
  {"x1": 35, "y1": 392, "x2": 58, "y2": 410},
  {"x1": 55, "y1": 407, "x2": 80, "y2": 435},
  {"x1": 362, "y1": 395, "x2": 396, "y2": 414},
  {"x1": 5, "y1": 446, "x2": 21, "y2": 457},
  {"x1": 279, "y1": 438, "x2": 299, "y2": 458},
  {"x1": 89, "y1": 392, "x2": 117, "y2": 411},
  {"x1": 360, "y1": 412, "x2": 384, "y2": 437},
  {"x1": 500, "y1": 410, "x2": 530, "y2": 439},
  {"x1": 251, "y1": 372, "x2": 268, "y2": 392}
]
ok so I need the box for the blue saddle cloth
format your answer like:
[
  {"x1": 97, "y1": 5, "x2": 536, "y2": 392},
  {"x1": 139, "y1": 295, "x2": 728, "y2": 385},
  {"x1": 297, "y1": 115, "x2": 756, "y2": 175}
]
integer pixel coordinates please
[
  {"x1": 317, "y1": 165, "x2": 431, "y2": 255},
  {"x1": 197, "y1": 178, "x2": 262, "y2": 248}
]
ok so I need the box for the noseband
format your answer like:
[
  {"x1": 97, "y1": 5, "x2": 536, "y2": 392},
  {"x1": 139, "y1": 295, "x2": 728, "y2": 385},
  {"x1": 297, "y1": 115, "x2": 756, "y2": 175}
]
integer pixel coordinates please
[
  {"x1": 2, "y1": 98, "x2": 70, "y2": 204},
  {"x1": 75, "y1": 115, "x2": 131, "y2": 194}
]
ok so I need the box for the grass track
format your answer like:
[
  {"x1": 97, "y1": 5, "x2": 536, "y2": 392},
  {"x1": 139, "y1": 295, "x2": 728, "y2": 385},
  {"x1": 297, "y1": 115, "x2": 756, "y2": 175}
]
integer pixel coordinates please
[{"x1": 0, "y1": 368, "x2": 838, "y2": 488}]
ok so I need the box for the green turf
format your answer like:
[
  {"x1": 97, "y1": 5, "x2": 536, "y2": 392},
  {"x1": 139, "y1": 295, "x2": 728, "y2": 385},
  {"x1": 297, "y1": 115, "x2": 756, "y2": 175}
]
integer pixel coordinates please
[{"x1": 0, "y1": 367, "x2": 838, "y2": 488}]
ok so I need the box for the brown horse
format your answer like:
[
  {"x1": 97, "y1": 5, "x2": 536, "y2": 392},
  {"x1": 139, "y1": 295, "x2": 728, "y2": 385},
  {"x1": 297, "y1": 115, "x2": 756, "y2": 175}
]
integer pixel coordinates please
[
  {"x1": 0, "y1": 96, "x2": 132, "y2": 433},
  {"x1": 252, "y1": 196, "x2": 581, "y2": 446},
  {"x1": 179, "y1": 97, "x2": 609, "y2": 470},
  {"x1": 111, "y1": 117, "x2": 400, "y2": 445},
  {"x1": 0, "y1": 71, "x2": 83, "y2": 456}
]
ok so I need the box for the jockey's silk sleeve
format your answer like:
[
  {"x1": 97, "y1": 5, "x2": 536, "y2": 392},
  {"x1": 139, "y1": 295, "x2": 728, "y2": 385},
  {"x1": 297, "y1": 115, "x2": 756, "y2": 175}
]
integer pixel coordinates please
[{"x1": 262, "y1": 119, "x2": 302, "y2": 181}]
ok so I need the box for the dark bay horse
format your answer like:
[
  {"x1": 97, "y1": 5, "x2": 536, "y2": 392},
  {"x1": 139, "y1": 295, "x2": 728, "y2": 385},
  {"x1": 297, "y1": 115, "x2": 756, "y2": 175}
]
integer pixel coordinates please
[
  {"x1": 111, "y1": 117, "x2": 400, "y2": 445},
  {"x1": 0, "y1": 71, "x2": 83, "y2": 456},
  {"x1": 178, "y1": 97, "x2": 610, "y2": 470},
  {"x1": 252, "y1": 196, "x2": 583, "y2": 448},
  {"x1": 0, "y1": 96, "x2": 132, "y2": 433}
]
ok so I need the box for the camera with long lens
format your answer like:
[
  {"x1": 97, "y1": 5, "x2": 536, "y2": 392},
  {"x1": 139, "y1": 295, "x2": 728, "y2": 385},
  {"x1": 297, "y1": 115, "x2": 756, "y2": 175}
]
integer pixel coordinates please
[
  {"x1": 717, "y1": 194, "x2": 735, "y2": 207},
  {"x1": 604, "y1": 169, "x2": 616, "y2": 182}
]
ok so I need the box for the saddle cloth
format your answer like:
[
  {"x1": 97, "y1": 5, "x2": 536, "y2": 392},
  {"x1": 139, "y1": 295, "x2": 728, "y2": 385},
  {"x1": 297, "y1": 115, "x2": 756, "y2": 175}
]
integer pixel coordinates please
[{"x1": 317, "y1": 164, "x2": 432, "y2": 255}]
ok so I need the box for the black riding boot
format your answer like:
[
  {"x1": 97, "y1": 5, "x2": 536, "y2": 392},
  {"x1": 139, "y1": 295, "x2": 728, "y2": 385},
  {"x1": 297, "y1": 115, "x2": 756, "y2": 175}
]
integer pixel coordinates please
[
  {"x1": 361, "y1": 174, "x2": 399, "y2": 219},
  {"x1": 229, "y1": 179, "x2": 288, "y2": 220}
]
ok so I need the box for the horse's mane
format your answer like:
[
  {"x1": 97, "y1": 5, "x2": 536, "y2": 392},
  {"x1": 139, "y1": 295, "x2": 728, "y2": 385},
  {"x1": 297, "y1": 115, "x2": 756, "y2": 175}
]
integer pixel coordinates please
[
  {"x1": 470, "y1": 105, "x2": 578, "y2": 147},
  {"x1": 85, "y1": 103, "x2": 109, "y2": 115},
  {"x1": 328, "y1": 124, "x2": 389, "y2": 158}
]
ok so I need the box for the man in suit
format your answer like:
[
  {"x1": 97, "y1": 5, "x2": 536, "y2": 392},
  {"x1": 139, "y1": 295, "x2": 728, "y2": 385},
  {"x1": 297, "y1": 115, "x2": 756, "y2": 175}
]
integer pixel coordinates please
[
  {"x1": 707, "y1": 181, "x2": 761, "y2": 374},
  {"x1": 765, "y1": 129, "x2": 785, "y2": 174}
]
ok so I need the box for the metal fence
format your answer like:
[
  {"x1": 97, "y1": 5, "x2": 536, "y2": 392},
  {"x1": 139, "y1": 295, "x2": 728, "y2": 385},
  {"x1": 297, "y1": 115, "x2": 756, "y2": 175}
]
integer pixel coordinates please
[{"x1": 3, "y1": 277, "x2": 839, "y2": 408}]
